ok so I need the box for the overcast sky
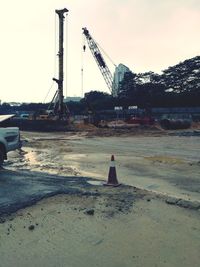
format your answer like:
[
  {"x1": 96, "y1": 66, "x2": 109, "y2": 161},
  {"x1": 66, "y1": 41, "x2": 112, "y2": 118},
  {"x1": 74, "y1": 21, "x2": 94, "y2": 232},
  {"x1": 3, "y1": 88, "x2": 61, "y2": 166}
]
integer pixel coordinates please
[{"x1": 0, "y1": 0, "x2": 200, "y2": 103}]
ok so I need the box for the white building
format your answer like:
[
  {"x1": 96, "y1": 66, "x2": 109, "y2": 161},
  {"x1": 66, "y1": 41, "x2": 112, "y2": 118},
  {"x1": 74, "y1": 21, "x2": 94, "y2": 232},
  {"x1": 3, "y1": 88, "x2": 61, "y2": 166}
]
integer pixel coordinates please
[
  {"x1": 112, "y1": 64, "x2": 131, "y2": 96},
  {"x1": 64, "y1": 97, "x2": 82, "y2": 102}
]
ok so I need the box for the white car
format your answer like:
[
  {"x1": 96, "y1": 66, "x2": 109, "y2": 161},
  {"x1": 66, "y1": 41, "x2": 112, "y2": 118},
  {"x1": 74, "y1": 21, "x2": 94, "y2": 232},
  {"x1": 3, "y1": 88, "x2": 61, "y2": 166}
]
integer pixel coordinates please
[{"x1": 0, "y1": 115, "x2": 22, "y2": 166}]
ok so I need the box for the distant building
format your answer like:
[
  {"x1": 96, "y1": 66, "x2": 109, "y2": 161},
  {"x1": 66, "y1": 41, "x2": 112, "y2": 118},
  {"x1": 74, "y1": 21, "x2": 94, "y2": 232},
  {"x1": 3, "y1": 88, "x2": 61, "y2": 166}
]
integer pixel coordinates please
[
  {"x1": 112, "y1": 64, "x2": 131, "y2": 96},
  {"x1": 64, "y1": 97, "x2": 82, "y2": 102}
]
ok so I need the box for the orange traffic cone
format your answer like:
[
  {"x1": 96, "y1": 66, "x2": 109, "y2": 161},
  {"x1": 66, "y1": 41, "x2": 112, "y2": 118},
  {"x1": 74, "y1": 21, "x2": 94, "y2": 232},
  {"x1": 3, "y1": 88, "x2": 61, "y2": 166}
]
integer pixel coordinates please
[{"x1": 104, "y1": 155, "x2": 121, "y2": 187}]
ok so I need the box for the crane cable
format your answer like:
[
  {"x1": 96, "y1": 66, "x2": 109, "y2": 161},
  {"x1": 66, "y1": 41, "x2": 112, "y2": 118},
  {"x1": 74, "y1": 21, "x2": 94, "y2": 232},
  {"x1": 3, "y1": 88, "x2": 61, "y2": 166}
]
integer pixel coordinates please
[
  {"x1": 65, "y1": 13, "x2": 68, "y2": 99},
  {"x1": 43, "y1": 13, "x2": 57, "y2": 103},
  {"x1": 54, "y1": 12, "x2": 57, "y2": 76},
  {"x1": 43, "y1": 81, "x2": 54, "y2": 103},
  {"x1": 92, "y1": 36, "x2": 117, "y2": 68},
  {"x1": 81, "y1": 34, "x2": 86, "y2": 98}
]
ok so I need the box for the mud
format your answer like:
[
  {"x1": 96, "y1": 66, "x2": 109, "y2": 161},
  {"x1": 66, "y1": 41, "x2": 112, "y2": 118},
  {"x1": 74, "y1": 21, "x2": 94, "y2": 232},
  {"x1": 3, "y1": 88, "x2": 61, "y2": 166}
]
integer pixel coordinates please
[
  {"x1": 0, "y1": 191, "x2": 200, "y2": 267},
  {"x1": 2, "y1": 130, "x2": 200, "y2": 217},
  {"x1": 1, "y1": 130, "x2": 200, "y2": 267},
  {"x1": 6, "y1": 130, "x2": 200, "y2": 202},
  {"x1": 0, "y1": 167, "x2": 147, "y2": 220}
]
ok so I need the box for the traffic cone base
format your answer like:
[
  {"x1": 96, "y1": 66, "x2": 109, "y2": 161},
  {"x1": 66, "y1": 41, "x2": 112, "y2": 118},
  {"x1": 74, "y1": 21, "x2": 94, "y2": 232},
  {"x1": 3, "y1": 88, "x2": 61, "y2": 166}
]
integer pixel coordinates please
[{"x1": 103, "y1": 182, "x2": 121, "y2": 187}]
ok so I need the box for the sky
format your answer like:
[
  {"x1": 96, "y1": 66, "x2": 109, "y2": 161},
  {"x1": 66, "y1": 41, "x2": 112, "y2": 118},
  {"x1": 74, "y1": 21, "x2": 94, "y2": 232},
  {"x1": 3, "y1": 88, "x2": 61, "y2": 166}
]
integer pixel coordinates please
[{"x1": 0, "y1": 0, "x2": 200, "y2": 103}]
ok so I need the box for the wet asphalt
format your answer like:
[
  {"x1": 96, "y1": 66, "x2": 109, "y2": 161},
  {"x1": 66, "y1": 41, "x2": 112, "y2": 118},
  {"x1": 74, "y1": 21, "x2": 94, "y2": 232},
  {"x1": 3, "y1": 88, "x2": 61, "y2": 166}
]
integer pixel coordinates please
[{"x1": 0, "y1": 168, "x2": 95, "y2": 217}]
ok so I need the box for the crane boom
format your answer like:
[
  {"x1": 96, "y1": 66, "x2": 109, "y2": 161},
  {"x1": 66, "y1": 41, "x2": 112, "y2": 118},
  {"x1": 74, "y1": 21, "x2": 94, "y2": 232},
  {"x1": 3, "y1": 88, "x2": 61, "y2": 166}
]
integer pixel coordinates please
[{"x1": 82, "y1": 27, "x2": 117, "y2": 97}]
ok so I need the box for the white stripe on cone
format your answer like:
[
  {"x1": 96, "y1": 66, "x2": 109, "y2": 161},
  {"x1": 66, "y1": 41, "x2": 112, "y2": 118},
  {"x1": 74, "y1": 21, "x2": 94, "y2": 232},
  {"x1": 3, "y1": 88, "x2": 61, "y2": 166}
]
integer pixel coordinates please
[{"x1": 110, "y1": 161, "x2": 115, "y2": 167}]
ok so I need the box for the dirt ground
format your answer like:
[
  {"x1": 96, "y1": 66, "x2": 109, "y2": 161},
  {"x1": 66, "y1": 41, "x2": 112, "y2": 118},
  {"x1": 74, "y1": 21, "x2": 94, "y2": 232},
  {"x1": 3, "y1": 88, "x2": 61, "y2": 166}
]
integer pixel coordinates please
[
  {"x1": 1, "y1": 128, "x2": 200, "y2": 267},
  {"x1": 8, "y1": 128, "x2": 200, "y2": 202}
]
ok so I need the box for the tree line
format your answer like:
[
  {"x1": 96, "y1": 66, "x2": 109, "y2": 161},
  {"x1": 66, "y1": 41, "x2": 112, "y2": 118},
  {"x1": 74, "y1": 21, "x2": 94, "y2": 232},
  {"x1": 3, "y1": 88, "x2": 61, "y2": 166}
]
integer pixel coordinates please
[{"x1": 1, "y1": 56, "x2": 200, "y2": 114}]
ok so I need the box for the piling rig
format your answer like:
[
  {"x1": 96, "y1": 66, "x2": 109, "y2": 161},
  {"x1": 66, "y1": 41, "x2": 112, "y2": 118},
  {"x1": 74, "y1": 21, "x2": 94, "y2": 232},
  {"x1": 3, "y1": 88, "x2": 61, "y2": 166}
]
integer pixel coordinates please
[{"x1": 52, "y1": 8, "x2": 69, "y2": 120}]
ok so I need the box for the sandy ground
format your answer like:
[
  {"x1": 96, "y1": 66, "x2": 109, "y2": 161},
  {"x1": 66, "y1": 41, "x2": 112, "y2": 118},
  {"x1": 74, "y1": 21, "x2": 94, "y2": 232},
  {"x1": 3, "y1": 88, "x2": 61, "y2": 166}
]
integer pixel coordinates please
[
  {"x1": 1, "y1": 129, "x2": 200, "y2": 267},
  {"x1": 0, "y1": 192, "x2": 200, "y2": 267}
]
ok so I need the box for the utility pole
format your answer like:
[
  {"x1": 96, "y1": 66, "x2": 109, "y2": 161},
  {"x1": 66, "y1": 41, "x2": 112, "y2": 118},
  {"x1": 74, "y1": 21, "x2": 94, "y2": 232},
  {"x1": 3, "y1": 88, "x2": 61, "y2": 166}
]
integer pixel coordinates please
[{"x1": 53, "y1": 8, "x2": 68, "y2": 119}]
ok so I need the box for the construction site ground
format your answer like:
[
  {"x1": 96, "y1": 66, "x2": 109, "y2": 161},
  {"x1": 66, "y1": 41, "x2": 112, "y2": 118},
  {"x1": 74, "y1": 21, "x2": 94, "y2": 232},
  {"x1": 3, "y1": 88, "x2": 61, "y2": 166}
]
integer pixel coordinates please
[{"x1": 0, "y1": 126, "x2": 200, "y2": 267}]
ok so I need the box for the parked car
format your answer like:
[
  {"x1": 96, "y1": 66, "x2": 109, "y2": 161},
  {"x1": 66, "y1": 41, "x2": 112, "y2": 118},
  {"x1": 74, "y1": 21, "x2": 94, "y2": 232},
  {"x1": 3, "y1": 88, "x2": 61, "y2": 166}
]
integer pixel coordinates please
[{"x1": 0, "y1": 115, "x2": 22, "y2": 166}]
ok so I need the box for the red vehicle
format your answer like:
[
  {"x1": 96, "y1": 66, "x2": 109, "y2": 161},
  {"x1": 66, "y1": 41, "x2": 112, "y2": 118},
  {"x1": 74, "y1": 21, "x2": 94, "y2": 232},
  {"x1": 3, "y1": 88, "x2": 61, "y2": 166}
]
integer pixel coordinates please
[{"x1": 127, "y1": 116, "x2": 155, "y2": 125}]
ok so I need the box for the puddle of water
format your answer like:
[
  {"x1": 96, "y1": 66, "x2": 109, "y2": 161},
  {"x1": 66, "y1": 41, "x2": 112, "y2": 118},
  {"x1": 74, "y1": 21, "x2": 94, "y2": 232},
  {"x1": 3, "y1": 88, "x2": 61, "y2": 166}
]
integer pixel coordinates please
[
  {"x1": 64, "y1": 154, "x2": 87, "y2": 160},
  {"x1": 87, "y1": 180, "x2": 103, "y2": 186},
  {"x1": 24, "y1": 149, "x2": 38, "y2": 165},
  {"x1": 147, "y1": 184, "x2": 160, "y2": 190}
]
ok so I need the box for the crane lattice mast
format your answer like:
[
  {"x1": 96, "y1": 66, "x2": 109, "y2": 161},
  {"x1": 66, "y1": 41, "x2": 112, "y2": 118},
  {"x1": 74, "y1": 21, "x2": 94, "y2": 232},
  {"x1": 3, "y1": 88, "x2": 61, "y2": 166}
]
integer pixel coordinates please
[{"x1": 82, "y1": 27, "x2": 117, "y2": 97}]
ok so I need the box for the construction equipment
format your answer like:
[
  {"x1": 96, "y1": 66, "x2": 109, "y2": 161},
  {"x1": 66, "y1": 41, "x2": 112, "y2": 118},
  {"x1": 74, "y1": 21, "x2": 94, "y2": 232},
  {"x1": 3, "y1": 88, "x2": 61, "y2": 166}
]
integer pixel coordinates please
[
  {"x1": 52, "y1": 8, "x2": 69, "y2": 119},
  {"x1": 31, "y1": 8, "x2": 69, "y2": 121},
  {"x1": 82, "y1": 27, "x2": 117, "y2": 97},
  {"x1": 126, "y1": 116, "x2": 155, "y2": 125},
  {"x1": 7, "y1": 8, "x2": 71, "y2": 131}
]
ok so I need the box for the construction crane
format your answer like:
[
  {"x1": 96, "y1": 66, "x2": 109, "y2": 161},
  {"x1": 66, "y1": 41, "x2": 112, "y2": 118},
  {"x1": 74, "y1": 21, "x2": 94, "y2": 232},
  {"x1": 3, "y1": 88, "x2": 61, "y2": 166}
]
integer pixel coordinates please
[{"x1": 82, "y1": 27, "x2": 117, "y2": 97}]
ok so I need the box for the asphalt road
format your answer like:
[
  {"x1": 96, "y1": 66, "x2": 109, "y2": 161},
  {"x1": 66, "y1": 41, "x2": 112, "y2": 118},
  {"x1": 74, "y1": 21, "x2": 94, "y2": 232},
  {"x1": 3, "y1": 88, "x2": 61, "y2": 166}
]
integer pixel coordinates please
[{"x1": 0, "y1": 168, "x2": 95, "y2": 217}]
